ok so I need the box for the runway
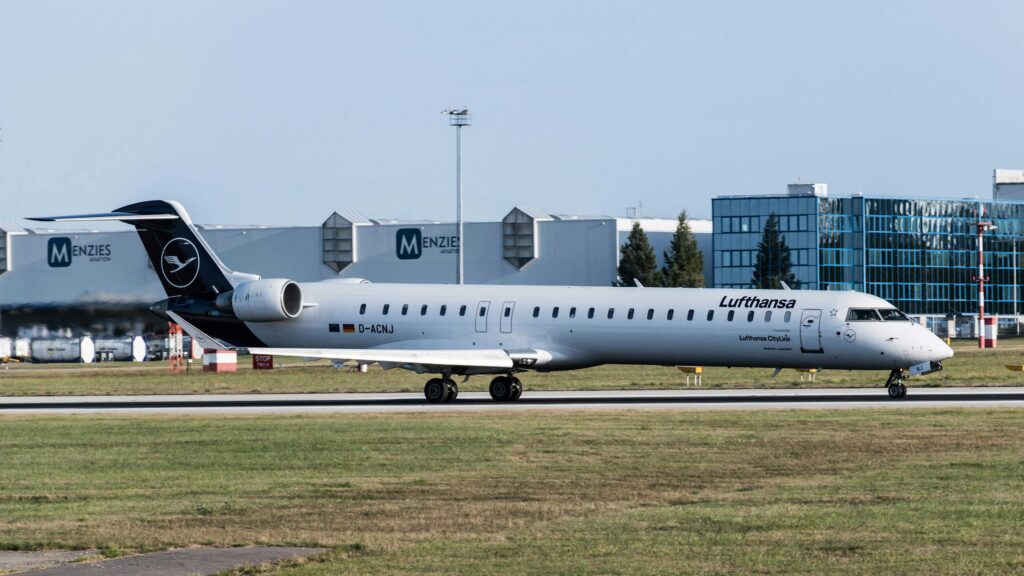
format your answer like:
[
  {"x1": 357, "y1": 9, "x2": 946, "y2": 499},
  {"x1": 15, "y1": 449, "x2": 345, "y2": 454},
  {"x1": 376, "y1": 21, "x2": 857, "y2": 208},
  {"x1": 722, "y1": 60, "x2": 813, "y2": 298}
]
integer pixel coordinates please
[{"x1": 1, "y1": 387, "x2": 1024, "y2": 414}]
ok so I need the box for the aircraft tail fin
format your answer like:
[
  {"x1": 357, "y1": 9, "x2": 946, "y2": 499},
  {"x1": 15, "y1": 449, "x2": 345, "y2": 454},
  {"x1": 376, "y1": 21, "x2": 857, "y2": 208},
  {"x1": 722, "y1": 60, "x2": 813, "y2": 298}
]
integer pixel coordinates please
[{"x1": 29, "y1": 200, "x2": 255, "y2": 297}]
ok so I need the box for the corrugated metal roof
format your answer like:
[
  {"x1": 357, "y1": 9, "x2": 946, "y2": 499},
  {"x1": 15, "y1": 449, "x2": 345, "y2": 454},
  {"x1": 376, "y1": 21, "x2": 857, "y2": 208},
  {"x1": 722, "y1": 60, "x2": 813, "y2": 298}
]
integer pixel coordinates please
[
  {"x1": 0, "y1": 220, "x2": 27, "y2": 234},
  {"x1": 510, "y1": 206, "x2": 552, "y2": 220},
  {"x1": 335, "y1": 210, "x2": 372, "y2": 225}
]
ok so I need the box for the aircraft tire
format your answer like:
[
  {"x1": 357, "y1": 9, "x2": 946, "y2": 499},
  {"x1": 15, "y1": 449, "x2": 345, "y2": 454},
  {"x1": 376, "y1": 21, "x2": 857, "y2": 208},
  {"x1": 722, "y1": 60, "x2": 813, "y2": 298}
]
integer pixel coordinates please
[
  {"x1": 509, "y1": 377, "x2": 523, "y2": 401},
  {"x1": 425, "y1": 378, "x2": 449, "y2": 403},
  {"x1": 446, "y1": 380, "x2": 459, "y2": 402},
  {"x1": 489, "y1": 376, "x2": 511, "y2": 402},
  {"x1": 899, "y1": 383, "x2": 907, "y2": 398},
  {"x1": 887, "y1": 382, "x2": 903, "y2": 399}
]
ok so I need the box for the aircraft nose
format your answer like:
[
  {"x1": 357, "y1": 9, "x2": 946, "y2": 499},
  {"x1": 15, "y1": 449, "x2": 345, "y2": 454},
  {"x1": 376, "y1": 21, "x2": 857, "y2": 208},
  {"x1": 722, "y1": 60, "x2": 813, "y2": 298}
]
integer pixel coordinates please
[{"x1": 929, "y1": 333, "x2": 954, "y2": 362}]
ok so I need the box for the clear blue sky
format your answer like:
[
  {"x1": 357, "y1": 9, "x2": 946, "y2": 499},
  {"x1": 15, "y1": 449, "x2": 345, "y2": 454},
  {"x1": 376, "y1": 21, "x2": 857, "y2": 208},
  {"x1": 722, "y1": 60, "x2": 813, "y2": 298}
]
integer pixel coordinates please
[{"x1": 3, "y1": 1, "x2": 1024, "y2": 226}]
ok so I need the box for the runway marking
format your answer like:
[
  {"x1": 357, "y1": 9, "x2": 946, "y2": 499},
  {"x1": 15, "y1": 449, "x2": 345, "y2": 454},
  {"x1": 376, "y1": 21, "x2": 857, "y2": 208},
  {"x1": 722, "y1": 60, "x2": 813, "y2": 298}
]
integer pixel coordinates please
[{"x1": 2, "y1": 388, "x2": 1024, "y2": 414}]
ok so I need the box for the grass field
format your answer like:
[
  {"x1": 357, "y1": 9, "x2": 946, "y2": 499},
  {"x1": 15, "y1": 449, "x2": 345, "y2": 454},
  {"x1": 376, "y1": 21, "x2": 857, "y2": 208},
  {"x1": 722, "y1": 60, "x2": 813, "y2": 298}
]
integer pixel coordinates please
[
  {"x1": 0, "y1": 409, "x2": 1023, "y2": 574},
  {"x1": 2, "y1": 339, "x2": 1024, "y2": 397}
]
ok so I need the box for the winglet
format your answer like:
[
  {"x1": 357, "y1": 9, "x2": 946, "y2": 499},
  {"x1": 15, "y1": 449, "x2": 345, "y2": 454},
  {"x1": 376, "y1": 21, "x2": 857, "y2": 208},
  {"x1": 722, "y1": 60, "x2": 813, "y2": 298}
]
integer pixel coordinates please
[{"x1": 167, "y1": 311, "x2": 229, "y2": 351}]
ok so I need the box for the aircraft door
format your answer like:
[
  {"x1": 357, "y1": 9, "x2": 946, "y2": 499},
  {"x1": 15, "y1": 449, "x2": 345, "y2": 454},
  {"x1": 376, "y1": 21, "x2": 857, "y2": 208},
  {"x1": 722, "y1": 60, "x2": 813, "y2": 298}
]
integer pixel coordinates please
[
  {"x1": 475, "y1": 301, "x2": 490, "y2": 333},
  {"x1": 800, "y1": 309, "x2": 823, "y2": 353},
  {"x1": 500, "y1": 301, "x2": 515, "y2": 333}
]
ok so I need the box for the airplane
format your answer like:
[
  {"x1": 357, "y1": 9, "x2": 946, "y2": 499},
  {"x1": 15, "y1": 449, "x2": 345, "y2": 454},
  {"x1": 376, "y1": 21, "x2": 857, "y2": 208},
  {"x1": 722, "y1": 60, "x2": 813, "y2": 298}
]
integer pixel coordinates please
[{"x1": 30, "y1": 200, "x2": 954, "y2": 402}]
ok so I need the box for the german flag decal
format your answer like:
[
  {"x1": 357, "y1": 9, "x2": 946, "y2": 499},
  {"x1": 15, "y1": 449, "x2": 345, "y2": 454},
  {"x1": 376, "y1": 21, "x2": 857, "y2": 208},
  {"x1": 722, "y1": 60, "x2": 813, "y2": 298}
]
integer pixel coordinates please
[{"x1": 343, "y1": 323, "x2": 356, "y2": 333}]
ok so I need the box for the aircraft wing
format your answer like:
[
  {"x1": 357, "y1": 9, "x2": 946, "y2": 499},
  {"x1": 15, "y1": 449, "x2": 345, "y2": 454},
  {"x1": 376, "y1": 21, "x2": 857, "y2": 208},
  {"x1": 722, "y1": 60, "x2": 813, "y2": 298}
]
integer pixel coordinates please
[{"x1": 247, "y1": 347, "x2": 514, "y2": 369}]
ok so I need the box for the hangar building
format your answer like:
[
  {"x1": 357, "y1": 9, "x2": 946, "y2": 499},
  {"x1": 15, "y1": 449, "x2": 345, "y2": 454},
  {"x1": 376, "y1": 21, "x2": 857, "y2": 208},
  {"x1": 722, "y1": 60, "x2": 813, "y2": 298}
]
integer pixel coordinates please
[{"x1": 0, "y1": 207, "x2": 713, "y2": 336}]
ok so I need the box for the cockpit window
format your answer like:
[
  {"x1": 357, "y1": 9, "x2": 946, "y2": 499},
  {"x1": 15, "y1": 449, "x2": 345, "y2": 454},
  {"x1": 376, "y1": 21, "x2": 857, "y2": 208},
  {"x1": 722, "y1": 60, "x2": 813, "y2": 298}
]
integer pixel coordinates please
[
  {"x1": 878, "y1": 308, "x2": 911, "y2": 321},
  {"x1": 846, "y1": 308, "x2": 882, "y2": 321}
]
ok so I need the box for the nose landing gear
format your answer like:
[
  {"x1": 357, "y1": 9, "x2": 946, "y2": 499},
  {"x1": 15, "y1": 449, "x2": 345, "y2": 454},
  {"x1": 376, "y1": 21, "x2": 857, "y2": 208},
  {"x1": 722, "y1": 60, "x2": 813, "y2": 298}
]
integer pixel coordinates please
[{"x1": 885, "y1": 369, "x2": 908, "y2": 399}]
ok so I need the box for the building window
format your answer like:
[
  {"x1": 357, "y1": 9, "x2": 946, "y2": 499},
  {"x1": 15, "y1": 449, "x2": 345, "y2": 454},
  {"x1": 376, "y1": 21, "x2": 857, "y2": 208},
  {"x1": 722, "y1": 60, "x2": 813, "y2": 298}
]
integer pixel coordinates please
[
  {"x1": 588, "y1": 307, "x2": 595, "y2": 319},
  {"x1": 667, "y1": 309, "x2": 674, "y2": 320},
  {"x1": 440, "y1": 305, "x2": 447, "y2": 316},
  {"x1": 646, "y1": 308, "x2": 654, "y2": 320},
  {"x1": 607, "y1": 308, "x2": 615, "y2": 319},
  {"x1": 460, "y1": 305, "x2": 467, "y2": 316},
  {"x1": 421, "y1": 305, "x2": 428, "y2": 316},
  {"x1": 552, "y1": 307, "x2": 560, "y2": 318},
  {"x1": 383, "y1": 304, "x2": 390, "y2": 315},
  {"x1": 359, "y1": 304, "x2": 366, "y2": 315},
  {"x1": 627, "y1": 308, "x2": 635, "y2": 320},
  {"x1": 533, "y1": 306, "x2": 540, "y2": 318},
  {"x1": 401, "y1": 304, "x2": 409, "y2": 316}
]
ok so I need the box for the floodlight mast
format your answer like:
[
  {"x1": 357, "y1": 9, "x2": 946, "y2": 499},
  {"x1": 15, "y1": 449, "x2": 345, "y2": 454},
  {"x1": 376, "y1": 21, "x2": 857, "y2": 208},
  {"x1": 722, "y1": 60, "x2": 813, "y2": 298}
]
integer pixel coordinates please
[{"x1": 444, "y1": 108, "x2": 471, "y2": 284}]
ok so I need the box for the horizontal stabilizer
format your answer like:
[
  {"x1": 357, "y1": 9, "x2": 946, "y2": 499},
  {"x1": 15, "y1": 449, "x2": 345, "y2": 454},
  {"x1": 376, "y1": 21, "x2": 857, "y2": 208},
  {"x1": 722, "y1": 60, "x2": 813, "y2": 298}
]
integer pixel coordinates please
[
  {"x1": 27, "y1": 212, "x2": 179, "y2": 222},
  {"x1": 248, "y1": 347, "x2": 514, "y2": 369}
]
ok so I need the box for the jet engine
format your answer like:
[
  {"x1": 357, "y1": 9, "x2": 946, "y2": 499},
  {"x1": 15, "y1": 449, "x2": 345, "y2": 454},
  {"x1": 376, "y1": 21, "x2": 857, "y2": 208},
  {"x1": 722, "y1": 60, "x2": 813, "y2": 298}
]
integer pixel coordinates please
[{"x1": 215, "y1": 279, "x2": 303, "y2": 322}]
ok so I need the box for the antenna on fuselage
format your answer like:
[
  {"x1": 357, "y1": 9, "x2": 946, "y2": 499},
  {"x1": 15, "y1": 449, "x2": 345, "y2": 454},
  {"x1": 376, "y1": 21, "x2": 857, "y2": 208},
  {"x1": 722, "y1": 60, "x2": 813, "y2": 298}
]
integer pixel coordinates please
[{"x1": 779, "y1": 281, "x2": 792, "y2": 291}]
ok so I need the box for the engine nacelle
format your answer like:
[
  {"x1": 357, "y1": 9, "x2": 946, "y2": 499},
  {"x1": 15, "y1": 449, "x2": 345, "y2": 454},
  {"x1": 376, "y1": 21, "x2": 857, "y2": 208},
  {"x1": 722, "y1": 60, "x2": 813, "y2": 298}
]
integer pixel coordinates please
[{"x1": 215, "y1": 279, "x2": 303, "y2": 322}]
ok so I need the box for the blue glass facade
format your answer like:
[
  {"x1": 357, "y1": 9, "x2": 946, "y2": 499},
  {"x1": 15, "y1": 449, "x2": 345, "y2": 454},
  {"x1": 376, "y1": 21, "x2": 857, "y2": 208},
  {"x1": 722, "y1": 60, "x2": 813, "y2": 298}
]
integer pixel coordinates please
[{"x1": 712, "y1": 195, "x2": 1024, "y2": 316}]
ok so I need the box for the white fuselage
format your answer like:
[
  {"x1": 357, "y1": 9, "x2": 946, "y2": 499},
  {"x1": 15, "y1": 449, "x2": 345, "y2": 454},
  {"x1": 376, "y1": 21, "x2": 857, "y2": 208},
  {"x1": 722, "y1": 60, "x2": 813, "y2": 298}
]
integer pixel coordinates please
[{"x1": 242, "y1": 283, "x2": 953, "y2": 373}]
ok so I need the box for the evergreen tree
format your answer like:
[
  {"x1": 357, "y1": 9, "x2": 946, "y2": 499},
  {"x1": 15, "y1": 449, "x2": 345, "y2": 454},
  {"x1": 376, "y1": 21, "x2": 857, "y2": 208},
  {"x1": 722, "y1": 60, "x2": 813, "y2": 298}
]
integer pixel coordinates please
[
  {"x1": 615, "y1": 221, "x2": 662, "y2": 287},
  {"x1": 751, "y1": 213, "x2": 800, "y2": 289},
  {"x1": 661, "y1": 210, "x2": 705, "y2": 288}
]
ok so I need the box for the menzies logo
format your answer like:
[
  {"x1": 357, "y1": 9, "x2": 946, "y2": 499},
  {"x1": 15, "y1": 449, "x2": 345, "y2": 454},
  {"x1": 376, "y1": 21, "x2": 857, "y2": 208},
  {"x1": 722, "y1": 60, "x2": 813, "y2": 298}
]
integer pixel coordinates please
[
  {"x1": 396, "y1": 228, "x2": 422, "y2": 260},
  {"x1": 47, "y1": 237, "x2": 113, "y2": 268},
  {"x1": 159, "y1": 237, "x2": 201, "y2": 289}
]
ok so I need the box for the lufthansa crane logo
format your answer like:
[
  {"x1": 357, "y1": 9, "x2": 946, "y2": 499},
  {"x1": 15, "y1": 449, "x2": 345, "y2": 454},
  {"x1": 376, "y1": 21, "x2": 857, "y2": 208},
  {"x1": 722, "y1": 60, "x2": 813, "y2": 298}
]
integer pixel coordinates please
[{"x1": 159, "y1": 238, "x2": 200, "y2": 289}]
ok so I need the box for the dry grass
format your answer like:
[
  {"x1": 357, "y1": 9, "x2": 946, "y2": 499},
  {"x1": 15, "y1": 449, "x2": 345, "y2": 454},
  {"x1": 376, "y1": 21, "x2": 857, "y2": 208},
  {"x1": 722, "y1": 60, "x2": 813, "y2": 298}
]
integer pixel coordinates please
[{"x1": 0, "y1": 409, "x2": 1022, "y2": 574}]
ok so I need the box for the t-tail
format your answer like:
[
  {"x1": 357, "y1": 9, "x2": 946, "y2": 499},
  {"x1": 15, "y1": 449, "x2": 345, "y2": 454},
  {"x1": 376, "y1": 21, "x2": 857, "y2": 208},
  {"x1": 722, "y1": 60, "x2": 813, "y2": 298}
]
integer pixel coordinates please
[{"x1": 28, "y1": 200, "x2": 289, "y2": 347}]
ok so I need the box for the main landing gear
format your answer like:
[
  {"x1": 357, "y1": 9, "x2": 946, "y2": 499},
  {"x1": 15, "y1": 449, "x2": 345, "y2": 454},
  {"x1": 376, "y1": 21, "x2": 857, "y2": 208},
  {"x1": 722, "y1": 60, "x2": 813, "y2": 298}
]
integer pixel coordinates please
[
  {"x1": 489, "y1": 375, "x2": 523, "y2": 402},
  {"x1": 424, "y1": 376, "x2": 459, "y2": 403},
  {"x1": 885, "y1": 369, "x2": 908, "y2": 399}
]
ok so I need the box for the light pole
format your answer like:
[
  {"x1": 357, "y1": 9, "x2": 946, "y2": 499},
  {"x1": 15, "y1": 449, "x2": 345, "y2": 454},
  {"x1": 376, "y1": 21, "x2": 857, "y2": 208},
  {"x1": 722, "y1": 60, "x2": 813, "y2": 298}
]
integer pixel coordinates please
[
  {"x1": 975, "y1": 217, "x2": 997, "y2": 348},
  {"x1": 444, "y1": 108, "x2": 471, "y2": 284}
]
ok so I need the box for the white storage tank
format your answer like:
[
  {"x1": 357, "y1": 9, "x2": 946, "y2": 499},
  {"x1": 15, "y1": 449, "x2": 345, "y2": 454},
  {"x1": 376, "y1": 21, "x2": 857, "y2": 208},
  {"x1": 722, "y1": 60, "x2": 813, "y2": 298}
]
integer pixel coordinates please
[
  {"x1": 0, "y1": 337, "x2": 11, "y2": 360},
  {"x1": 93, "y1": 336, "x2": 147, "y2": 362},
  {"x1": 13, "y1": 338, "x2": 31, "y2": 360},
  {"x1": 30, "y1": 337, "x2": 95, "y2": 363}
]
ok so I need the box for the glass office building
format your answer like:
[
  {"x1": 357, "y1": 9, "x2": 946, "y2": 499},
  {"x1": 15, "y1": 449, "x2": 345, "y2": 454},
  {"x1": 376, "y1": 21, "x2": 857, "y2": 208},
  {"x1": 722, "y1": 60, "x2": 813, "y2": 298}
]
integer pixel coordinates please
[{"x1": 712, "y1": 191, "x2": 1024, "y2": 319}]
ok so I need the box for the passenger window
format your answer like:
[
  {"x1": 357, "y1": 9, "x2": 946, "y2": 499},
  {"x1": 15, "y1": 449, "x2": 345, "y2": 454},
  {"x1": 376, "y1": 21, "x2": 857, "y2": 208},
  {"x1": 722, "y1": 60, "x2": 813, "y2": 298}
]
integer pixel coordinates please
[
  {"x1": 607, "y1": 308, "x2": 615, "y2": 319},
  {"x1": 569, "y1": 307, "x2": 577, "y2": 319},
  {"x1": 504, "y1": 307, "x2": 511, "y2": 317},
  {"x1": 707, "y1": 310, "x2": 714, "y2": 321},
  {"x1": 402, "y1": 304, "x2": 409, "y2": 316},
  {"x1": 667, "y1": 309, "x2": 674, "y2": 320},
  {"x1": 687, "y1": 309, "x2": 694, "y2": 321},
  {"x1": 764, "y1": 311, "x2": 772, "y2": 322},
  {"x1": 552, "y1": 307, "x2": 560, "y2": 318},
  {"x1": 588, "y1": 307, "x2": 595, "y2": 319},
  {"x1": 359, "y1": 303, "x2": 366, "y2": 315},
  {"x1": 533, "y1": 306, "x2": 540, "y2": 318},
  {"x1": 727, "y1": 310, "x2": 735, "y2": 321},
  {"x1": 382, "y1": 304, "x2": 390, "y2": 315},
  {"x1": 747, "y1": 311, "x2": 754, "y2": 322},
  {"x1": 646, "y1": 309, "x2": 654, "y2": 320},
  {"x1": 628, "y1": 308, "x2": 635, "y2": 320},
  {"x1": 421, "y1": 305, "x2": 428, "y2": 316},
  {"x1": 440, "y1": 305, "x2": 447, "y2": 316},
  {"x1": 479, "y1": 306, "x2": 487, "y2": 317},
  {"x1": 459, "y1": 305, "x2": 467, "y2": 316},
  {"x1": 847, "y1": 308, "x2": 881, "y2": 321},
  {"x1": 784, "y1": 311, "x2": 791, "y2": 323}
]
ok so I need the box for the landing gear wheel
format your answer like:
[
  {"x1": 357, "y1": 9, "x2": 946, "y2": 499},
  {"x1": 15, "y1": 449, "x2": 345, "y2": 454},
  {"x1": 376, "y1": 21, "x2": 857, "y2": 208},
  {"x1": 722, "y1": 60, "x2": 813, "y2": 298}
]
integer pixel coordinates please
[
  {"x1": 424, "y1": 378, "x2": 450, "y2": 403},
  {"x1": 489, "y1": 376, "x2": 512, "y2": 402},
  {"x1": 899, "y1": 383, "x2": 907, "y2": 398},
  {"x1": 887, "y1": 382, "x2": 903, "y2": 399},
  {"x1": 445, "y1": 380, "x2": 459, "y2": 402},
  {"x1": 509, "y1": 377, "x2": 523, "y2": 401}
]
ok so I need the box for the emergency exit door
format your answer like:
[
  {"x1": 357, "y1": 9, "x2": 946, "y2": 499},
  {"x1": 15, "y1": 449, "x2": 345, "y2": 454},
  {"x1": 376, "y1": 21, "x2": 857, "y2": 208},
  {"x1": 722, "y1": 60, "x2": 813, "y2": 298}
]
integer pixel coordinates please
[
  {"x1": 800, "y1": 309, "x2": 823, "y2": 353},
  {"x1": 500, "y1": 301, "x2": 515, "y2": 333},
  {"x1": 475, "y1": 301, "x2": 490, "y2": 333}
]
